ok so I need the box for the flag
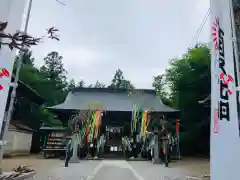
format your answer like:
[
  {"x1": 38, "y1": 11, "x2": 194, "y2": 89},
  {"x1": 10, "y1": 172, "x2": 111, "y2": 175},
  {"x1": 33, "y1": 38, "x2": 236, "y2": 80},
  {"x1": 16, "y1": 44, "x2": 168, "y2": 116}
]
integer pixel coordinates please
[
  {"x1": 210, "y1": 0, "x2": 239, "y2": 180},
  {"x1": 176, "y1": 119, "x2": 179, "y2": 137}
]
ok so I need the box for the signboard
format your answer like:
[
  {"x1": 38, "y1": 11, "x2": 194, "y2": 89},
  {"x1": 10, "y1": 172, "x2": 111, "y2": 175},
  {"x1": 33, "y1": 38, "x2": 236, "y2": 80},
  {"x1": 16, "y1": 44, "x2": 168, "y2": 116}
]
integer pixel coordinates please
[
  {"x1": 0, "y1": 0, "x2": 26, "y2": 132},
  {"x1": 210, "y1": 0, "x2": 240, "y2": 180}
]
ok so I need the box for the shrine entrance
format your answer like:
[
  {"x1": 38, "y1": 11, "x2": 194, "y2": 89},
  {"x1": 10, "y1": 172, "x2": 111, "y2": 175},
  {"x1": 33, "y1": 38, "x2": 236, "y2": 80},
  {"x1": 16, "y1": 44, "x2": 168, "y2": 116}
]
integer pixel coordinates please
[
  {"x1": 101, "y1": 111, "x2": 131, "y2": 158},
  {"x1": 105, "y1": 126, "x2": 124, "y2": 157}
]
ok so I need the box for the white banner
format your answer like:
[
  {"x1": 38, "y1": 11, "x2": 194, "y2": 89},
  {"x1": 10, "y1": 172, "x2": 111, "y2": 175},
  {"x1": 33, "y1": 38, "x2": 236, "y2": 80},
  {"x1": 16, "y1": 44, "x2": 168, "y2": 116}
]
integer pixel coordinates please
[
  {"x1": 0, "y1": 0, "x2": 26, "y2": 132},
  {"x1": 210, "y1": 0, "x2": 240, "y2": 180}
]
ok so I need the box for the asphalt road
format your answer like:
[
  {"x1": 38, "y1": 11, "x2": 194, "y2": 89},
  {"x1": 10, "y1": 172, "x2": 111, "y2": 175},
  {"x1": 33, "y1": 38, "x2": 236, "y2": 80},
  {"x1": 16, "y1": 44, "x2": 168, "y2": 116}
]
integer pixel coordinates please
[
  {"x1": 88, "y1": 160, "x2": 143, "y2": 180},
  {"x1": 31, "y1": 159, "x2": 205, "y2": 180},
  {"x1": 33, "y1": 160, "x2": 142, "y2": 180},
  {"x1": 90, "y1": 165, "x2": 138, "y2": 180},
  {"x1": 3, "y1": 156, "x2": 209, "y2": 180}
]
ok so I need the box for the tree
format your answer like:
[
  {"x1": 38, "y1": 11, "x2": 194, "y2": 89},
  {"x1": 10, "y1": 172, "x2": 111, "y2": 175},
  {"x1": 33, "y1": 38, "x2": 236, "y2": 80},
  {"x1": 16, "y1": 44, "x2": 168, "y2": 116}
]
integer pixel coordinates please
[
  {"x1": 68, "y1": 79, "x2": 76, "y2": 91},
  {"x1": 109, "y1": 69, "x2": 134, "y2": 89},
  {"x1": 165, "y1": 44, "x2": 211, "y2": 155},
  {"x1": 40, "y1": 51, "x2": 67, "y2": 93},
  {"x1": 152, "y1": 74, "x2": 171, "y2": 105},
  {"x1": 88, "y1": 84, "x2": 94, "y2": 88},
  {"x1": 152, "y1": 74, "x2": 165, "y2": 93},
  {"x1": 77, "y1": 79, "x2": 85, "y2": 88},
  {"x1": 15, "y1": 49, "x2": 35, "y2": 66},
  {"x1": 16, "y1": 52, "x2": 45, "y2": 92},
  {"x1": 0, "y1": 22, "x2": 59, "y2": 51},
  {"x1": 91, "y1": 81, "x2": 106, "y2": 88},
  {"x1": 20, "y1": 51, "x2": 67, "y2": 105},
  {"x1": 13, "y1": 52, "x2": 63, "y2": 129},
  {"x1": 166, "y1": 45, "x2": 210, "y2": 106},
  {"x1": 0, "y1": 21, "x2": 62, "y2": 128},
  {"x1": 40, "y1": 51, "x2": 66, "y2": 82}
]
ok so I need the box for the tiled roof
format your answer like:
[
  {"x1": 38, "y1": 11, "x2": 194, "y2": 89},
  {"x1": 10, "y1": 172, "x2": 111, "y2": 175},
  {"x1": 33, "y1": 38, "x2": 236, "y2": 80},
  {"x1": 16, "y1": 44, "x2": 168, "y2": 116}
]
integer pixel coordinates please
[
  {"x1": 8, "y1": 121, "x2": 33, "y2": 132},
  {"x1": 48, "y1": 88, "x2": 178, "y2": 112},
  {"x1": 11, "y1": 76, "x2": 44, "y2": 105}
]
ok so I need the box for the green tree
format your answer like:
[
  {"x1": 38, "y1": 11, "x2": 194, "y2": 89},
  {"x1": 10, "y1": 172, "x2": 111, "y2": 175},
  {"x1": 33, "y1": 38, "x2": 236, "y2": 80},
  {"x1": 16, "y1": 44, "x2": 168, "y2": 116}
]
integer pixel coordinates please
[
  {"x1": 39, "y1": 51, "x2": 68, "y2": 104},
  {"x1": 165, "y1": 44, "x2": 211, "y2": 155},
  {"x1": 68, "y1": 79, "x2": 76, "y2": 91},
  {"x1": 15, "y1": 51, "x2": 68, "y2": 105},
  {"x1": 15, "y1": 49, "x2": 35, "y2": 66},
  {"x1": 14, "y1": 52, "x2": 62, "y2": 128},
  {"x1": 40, "y1": 51, "x2": 67, "y2": 87},
  {"x1": 152, "y1": 74, "x2": 171, "y2": 105},
  {"x1": 77, "y1": 79, "x2": 85, "y2": 88},
  {"x1": 92, "y1": 80, "x2": 106, "y2": 88},
  {"x1": 109, "y1": 69, "x2": 134, "y2": 89},
  {"x1": 16, "y1": 53, "x2": 46, "y2": 95}
]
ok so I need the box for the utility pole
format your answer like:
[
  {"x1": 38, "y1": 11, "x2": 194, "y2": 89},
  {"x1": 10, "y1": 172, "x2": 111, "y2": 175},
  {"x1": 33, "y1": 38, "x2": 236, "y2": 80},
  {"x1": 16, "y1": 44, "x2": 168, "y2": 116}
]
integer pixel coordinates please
[{"x1": 0, "y1": 0, "x2": 33, "y2": 173}]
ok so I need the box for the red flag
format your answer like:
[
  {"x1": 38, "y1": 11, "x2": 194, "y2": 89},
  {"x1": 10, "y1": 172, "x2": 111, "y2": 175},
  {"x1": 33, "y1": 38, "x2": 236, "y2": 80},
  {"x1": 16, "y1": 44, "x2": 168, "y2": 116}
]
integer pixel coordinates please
[
  {"x1": 147, "y1": 113, "x2": 150, "y2": 121},
  {"x1": 176, "y1": 119, "x2": 179, "y2": 136}
]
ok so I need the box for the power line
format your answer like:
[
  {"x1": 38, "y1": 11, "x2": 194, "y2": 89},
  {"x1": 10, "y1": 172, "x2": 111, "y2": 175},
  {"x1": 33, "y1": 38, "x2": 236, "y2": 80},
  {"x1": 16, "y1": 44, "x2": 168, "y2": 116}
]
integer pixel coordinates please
[
  {"x1": 190, "y1": 8, "x2": 210, "y2": 48},
  {"x1": 191, "y1": 8, "x2": 210, "y2": 47}
]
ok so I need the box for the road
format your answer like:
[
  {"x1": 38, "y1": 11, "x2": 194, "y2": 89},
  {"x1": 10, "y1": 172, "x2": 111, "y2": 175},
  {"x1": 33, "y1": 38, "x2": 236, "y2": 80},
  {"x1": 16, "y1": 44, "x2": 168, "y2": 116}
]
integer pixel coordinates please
[
  {"x1": 3, "y1": 156, "x2": 209, "y2": 180},
  {"x1": 33, "y1": 160, "x2": 208, "y2": 180},
  {"x1": 34, "y1": 160, "x2": 162, "y2": 180}
]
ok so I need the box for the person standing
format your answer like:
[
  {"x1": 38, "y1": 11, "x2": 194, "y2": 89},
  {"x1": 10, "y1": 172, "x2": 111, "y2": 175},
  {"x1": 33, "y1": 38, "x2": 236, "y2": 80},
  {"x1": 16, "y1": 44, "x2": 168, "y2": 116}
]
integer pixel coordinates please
[
  {"x1": 65, "y1": 138, "x2": 72, "y2": 167},
  {"x1": 160, "y1": 126, "x2": 169, "y2": 167}
]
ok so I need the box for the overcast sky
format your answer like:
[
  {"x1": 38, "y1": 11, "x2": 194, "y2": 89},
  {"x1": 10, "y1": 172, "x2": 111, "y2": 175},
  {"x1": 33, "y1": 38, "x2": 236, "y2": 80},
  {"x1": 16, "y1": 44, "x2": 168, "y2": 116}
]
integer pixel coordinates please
[{"x1": 22, "y1": 0, "x2": 210, "y2": 88}]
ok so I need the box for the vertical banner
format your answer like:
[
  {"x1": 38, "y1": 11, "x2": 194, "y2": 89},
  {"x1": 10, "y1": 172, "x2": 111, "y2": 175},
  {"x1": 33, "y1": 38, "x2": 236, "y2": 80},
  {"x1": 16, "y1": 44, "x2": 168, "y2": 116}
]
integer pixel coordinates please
[
  {"x1": 175, "y1": 119, "x2": 179, "y2": 137},
  {"x1": 0, "y1": 0, "x2": 26, "y2": 132},
  {"x1": 210, "y1": 0, "x2": 240, "y2": 180}
]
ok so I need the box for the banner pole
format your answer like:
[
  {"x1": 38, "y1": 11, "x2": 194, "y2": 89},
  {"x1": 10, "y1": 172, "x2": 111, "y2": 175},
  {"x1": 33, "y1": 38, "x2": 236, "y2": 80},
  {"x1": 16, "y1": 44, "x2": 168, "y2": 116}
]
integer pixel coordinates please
[
  {"x1": 210, "y1": 0, "x2": 240, "y2": 179},
  {"x1": 176, "y1": 119, "x2": 180, "y2": 160}
]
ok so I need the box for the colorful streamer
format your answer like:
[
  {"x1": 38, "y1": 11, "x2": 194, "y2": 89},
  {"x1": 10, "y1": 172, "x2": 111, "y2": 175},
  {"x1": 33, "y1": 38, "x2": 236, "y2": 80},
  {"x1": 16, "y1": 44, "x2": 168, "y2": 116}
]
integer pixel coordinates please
[
  {"x1": 139, "y1": 111, "x2": 151, "y2": 137},
  {"x1": 79, "y1": 108, "x2": 102, "y2": 142},
  {"x1": 131, "y1": 103, "x2": 150, "y2": 136}
]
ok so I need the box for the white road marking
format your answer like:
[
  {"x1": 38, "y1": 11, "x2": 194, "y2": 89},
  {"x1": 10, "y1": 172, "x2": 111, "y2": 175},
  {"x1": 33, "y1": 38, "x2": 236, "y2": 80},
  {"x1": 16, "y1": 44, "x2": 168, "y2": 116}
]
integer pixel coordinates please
[
  {"x1": 125, "y1": 162, "x2": 145, "y2": 180},
  {"x1": 85, "y1": 161, "x2": 104, "y2": 180},
  {"x1": 85, "y1": 160, "x2": 145, "y2": 180}
]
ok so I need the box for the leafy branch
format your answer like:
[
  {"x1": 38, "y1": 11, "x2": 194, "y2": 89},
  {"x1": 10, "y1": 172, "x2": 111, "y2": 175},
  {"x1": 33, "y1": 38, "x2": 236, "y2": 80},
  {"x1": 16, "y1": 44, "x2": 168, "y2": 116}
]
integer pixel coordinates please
[{"x1": 0, "y1": 22, "x2": 60, "y2": 51}]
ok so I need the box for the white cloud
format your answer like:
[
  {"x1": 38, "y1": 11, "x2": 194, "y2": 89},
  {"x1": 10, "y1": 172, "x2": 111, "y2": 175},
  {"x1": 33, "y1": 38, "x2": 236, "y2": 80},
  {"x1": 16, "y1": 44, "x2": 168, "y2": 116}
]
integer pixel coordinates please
[
  {"x1": 195, "y1": 0, "x2": 210, "y2": 14},
  {"x1": 59, "y1": 47, "x2": 113, "y2": 83},
  {"x1": 188, "y1": 0, "x2": 210, "y2": 46},
  {"x1": 61, "y1": 47, "x2": 101, "y2": 68},
  {"x1": 28, "y1": 0, "x2": 212, "y2": 89}
]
